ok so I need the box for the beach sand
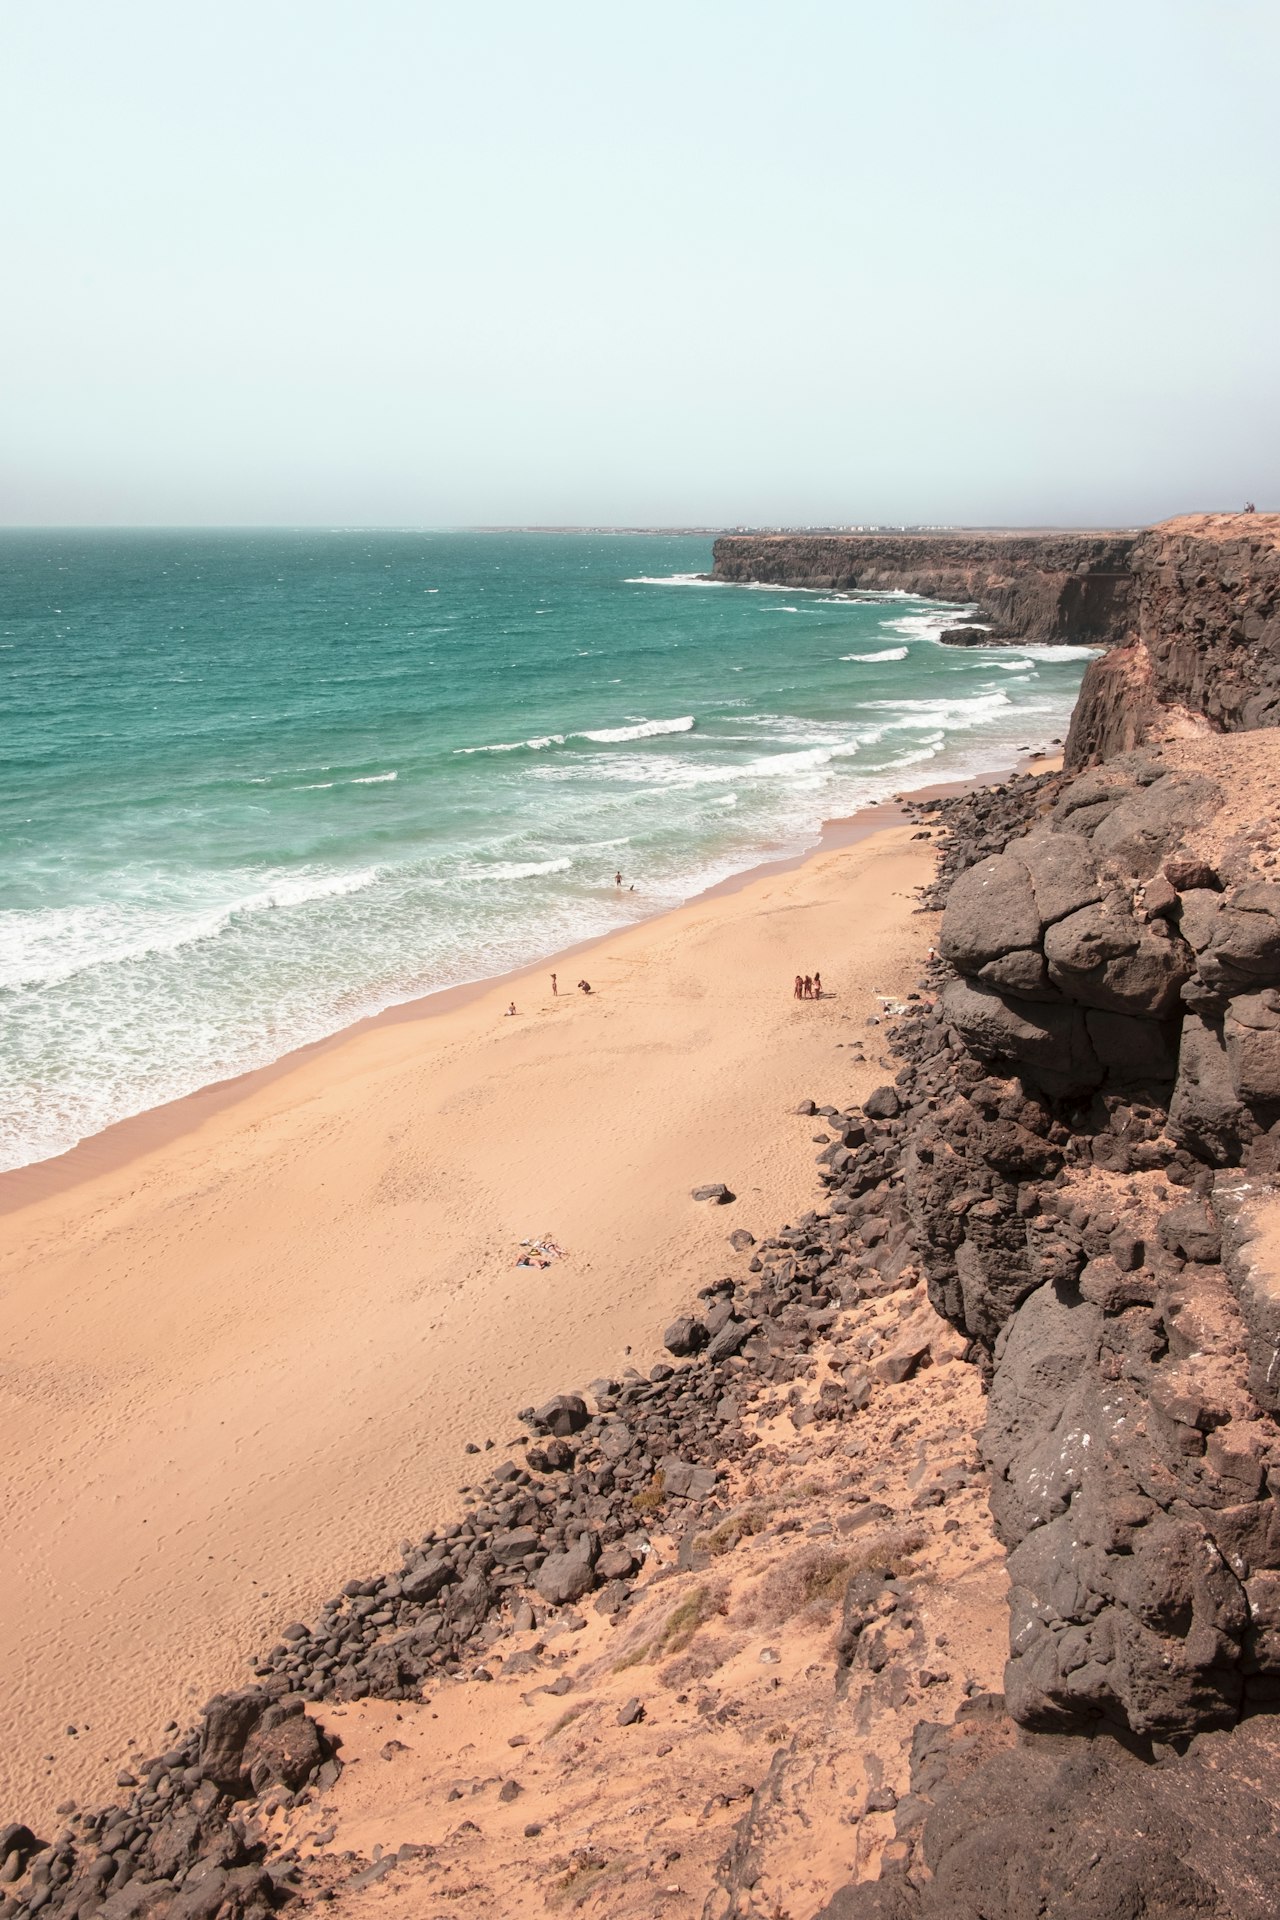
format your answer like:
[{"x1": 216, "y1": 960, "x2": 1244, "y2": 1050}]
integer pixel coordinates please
[{"x1": 0, "y1": 818, "x2": 935, "y2": 1824}]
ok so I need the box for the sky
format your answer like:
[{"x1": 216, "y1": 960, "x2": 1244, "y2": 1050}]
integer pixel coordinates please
[{"x1": 1, "y1": 0, "x2": 1276, "y2": 528}]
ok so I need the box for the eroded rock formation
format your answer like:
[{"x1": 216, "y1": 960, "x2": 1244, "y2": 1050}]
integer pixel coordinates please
[
  {"x1": 710, "y1": 532, "x2": 1137, "y2": 644},
  {"x1": 1065, "y1": 514, "x2": 1280, "y2": 768}
]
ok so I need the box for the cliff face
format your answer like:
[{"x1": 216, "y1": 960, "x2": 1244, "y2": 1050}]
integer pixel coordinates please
[
  {"x1": 710, "y1": 531, "x2": 1137, "y2": 644},
  {"x1": 1065, "y1": 514, "x2": 1280, "y2": 768}
]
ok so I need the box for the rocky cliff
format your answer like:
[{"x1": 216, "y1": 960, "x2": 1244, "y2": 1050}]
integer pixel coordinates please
[
  {"x1": 710, "y1": 532, "x2": 1138, "y2": 644},
  {"x1": 1065, "y1": 514, "x2": 1280, "y2": 769},
  {"x1": 814, "y1": 736, "x2": 1280, "y2": 1917}
]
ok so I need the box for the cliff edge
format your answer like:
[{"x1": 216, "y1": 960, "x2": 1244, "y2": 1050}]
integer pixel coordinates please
[
  {"x1": 709, "y1": 531, "x2": 1138, "y2": 645},
  {"x1": 1065, "y1": 513, "x2": 1280, "y2": 769}
]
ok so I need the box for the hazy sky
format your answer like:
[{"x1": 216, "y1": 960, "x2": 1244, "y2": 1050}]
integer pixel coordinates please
[{"x1": 1, "y1": 0, "x2": 1276, "y2": 527}]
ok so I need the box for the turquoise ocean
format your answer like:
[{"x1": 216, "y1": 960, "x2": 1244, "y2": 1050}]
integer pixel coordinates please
[{"x1": 0, "y1": 531, "x2": 1095, "y2": 1173}]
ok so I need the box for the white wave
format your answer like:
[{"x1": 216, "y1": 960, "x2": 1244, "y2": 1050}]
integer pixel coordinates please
[
  {"x1": 1014, "y1": 643, "x2": 1104, "y2": 662},
  {"x1": 883, "y1": 607, "x2": 978, "y2": 644},
  {"x1": 841, "y1": 646, "x2": 908, "y2": 663},
  {"x1": 816, "y1": 589, "x2": 925, "y2": 604},
  {"x1": 0, "y1": 866, "x2": 383, "y2": 993},
  {"x1": 762, "y1": 606, "x2": 800, "y2": 614},
  {"x1": 625, "y1": 574, "x2": 805, "y2": 593},
  {"x1": 352, "y1": 771, "x2": 398, "y2": 784},
  {"x1": 992, "y1": 658, "x2": 1035, "y2": 672},
  {"x1": 864, "y1": 691, "x2": 1012, "y2": 717},
  {"x1": 624, "y1": 572, "x2": 719, "y2": 586},
  {"x1": 456, "y1": 734, "x2": 566, "y2": 755},
  {"x1": 458, "y1": 857, "x2": 572, "y2": 883},
  {"x1": 299, "y1": 780, "x2": 336, "y2": 789},
  {"x1": 575, "y1": 716, "x2": 694, "y2": 744}
]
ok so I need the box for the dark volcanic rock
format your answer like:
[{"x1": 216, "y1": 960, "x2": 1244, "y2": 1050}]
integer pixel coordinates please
[
  {"x1": 530, "y1": 1393, "x2": 590, "y2": 1437},
  {"x1": 664, "y1": 1315, "x2": 709, "y2": 1356},
  {"x1": 1066, "y1": 514, "x2": 1280, "y2": 769},
  {"x1": 533, "y1": 1532, "x2": 598, "y2": 1606},
  {"x1": 816, "y1": 1701, "x2": 1280, "y2": 1920},
  {"x1": 710, "y1": 532, "x2": 1137, "y2": 645}
]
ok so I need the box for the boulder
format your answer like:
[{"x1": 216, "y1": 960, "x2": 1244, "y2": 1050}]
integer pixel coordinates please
[
  {"x1": 1225, "y1": 990, "x2": 1280, "y2": 1106},
  {"x1": 400, "y1": 1552, "x2": 452, "y2": 1603},
  {"x1": 1019, "y1": 829, "x2": 1103, "y2": 925},
  {"x1": 942, "y1": 978, "x2": 1102, "y2": 1095},
  {"x1": 977, "y1": 947, "x2": 1056, "y2": 1001},
  {"x1": 198, "y1": 1688, "x2": 270, "y2": 1797},
  {"x1": 240, "y1": 1702, "x2": 328, "y2": 1795},
  {"x1": 1091, "y1": 772, "x2": 1223, "y2": 879},
  {"x1": 1180, "y1": 884, "x2": 1280, "y2": 994},
  {"x1": 533, "y1": 1533, "x2": 598, "y2": 1606},
  {"x1": 1043, "y1": 900, "x2": 1190, "y2": 1017},
  {"x1": 532, "y1": 1393, "x2": 590, "y2": 1436},
  {"x1": 872, "y1": 1338, "x2": 930, "y2": 1385},
  {"x1": 664, "y1": 1315, "x2": 709, "y2": 1356},
  {"x1": 940, "y1": 852, "x2": 1042, "y2": 971},
  {"x1": 0, "y1": 1828, "x2": 42, "y2": 1875},
  {"x1": 1165, "y1": 853, "x2": 1221, "y2": 892},
  {"x1": 705, "y1": 1316, "x2": 752, "y2": 1362},
  {"x1": 1157, "y1": 1202, "x2": 1222, "y2": 1265},
  {"x1": 660, "y1": 1456, "x2": 719, "y2": 1498},
  {"x1": 444, "y1": 1567, "x2": 492, "y2": 1640},
  {"x1": 598, "y1": 1420, "x2": 634, "y2": 1460},
  {"x1": 597, "y1": 1542, "x2": 640, "y2": 1581},
  {"x1": 692, "y1": 1182, "x2": 735, "y2": 1204},
  {"x1": 526, "y1": 1435, "x2": 574, "y2": 1473},
  {"x1": 490, "y1": 1526, "x2": 540, "y2": 1567},
  {"x1": 863, "y1": 1085, "x2": 902, "y2": 1120},
  {"x1": 1169, "y1": 1013, "x2": 1250, "y2": 1164}
]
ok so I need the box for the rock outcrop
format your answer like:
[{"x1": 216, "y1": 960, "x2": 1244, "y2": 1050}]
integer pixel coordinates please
[
  {"x1": 710, "y1": 531, "x2": 1137, "y2": 643},
  {"x1": 1066, "y1": 513, "x2": 1280, "y2": 767}
]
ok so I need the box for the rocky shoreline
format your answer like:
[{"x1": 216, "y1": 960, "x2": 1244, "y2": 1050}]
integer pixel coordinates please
[
  {"x1": 8, "y1": 514, "x2": 1280, "y2": 1920},
  {"x1": 709, "y1": 532, "x2": 1137, "y2": 646}
]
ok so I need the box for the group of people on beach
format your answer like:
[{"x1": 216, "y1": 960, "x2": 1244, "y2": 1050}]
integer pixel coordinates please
[
  {"x1": 793, "y1": 972, "x2": 823, "y2": 1000},
  {"x1": 547, "y1": 972, "x2": 591, "y2": 997},
  {"x1": 508, "y1": 972, "x2": 592, "y2": 1016}
]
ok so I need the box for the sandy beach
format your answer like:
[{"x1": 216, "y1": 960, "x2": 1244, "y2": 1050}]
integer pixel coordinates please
[{"x1": 1, "y1": 810, "x2": 938, "y2": 1825}]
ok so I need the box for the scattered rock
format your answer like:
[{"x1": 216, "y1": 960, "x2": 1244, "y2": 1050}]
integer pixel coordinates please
[{"x1": 664, "y1": 1315, "x2": 709, "y2": 1357}]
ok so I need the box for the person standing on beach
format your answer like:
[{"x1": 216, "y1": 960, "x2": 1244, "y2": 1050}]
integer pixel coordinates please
[
  {"x1": 794, "y1": 973, "x2": 804, "y2": 999},
  {"x1": 615, "y1": 870, "x2": 623, "y2": 888},
  {"x1": 803, "y1": 974, "x2": 813, "y2": 999},
  {"x1": 813, "y1": 971, "x2": 822, "y2": 999},
  {"x1": 551, "y1": 972, "x2": 557, "y2": 996}
]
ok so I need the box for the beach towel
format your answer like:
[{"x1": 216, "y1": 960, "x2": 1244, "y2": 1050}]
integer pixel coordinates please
[{"x1": 516, "y1": 1235, "x2": 567, "y2": 1269}]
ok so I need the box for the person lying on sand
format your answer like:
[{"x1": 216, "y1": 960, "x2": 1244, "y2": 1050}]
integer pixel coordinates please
[{"x1": 516, "y1": 1234, "x2": 566, "y2": 1268}]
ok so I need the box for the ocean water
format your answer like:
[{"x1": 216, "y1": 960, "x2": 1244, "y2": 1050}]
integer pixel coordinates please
[{"x1": 0, "y1": 530, "x2": 1095, "y2": 1172}]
